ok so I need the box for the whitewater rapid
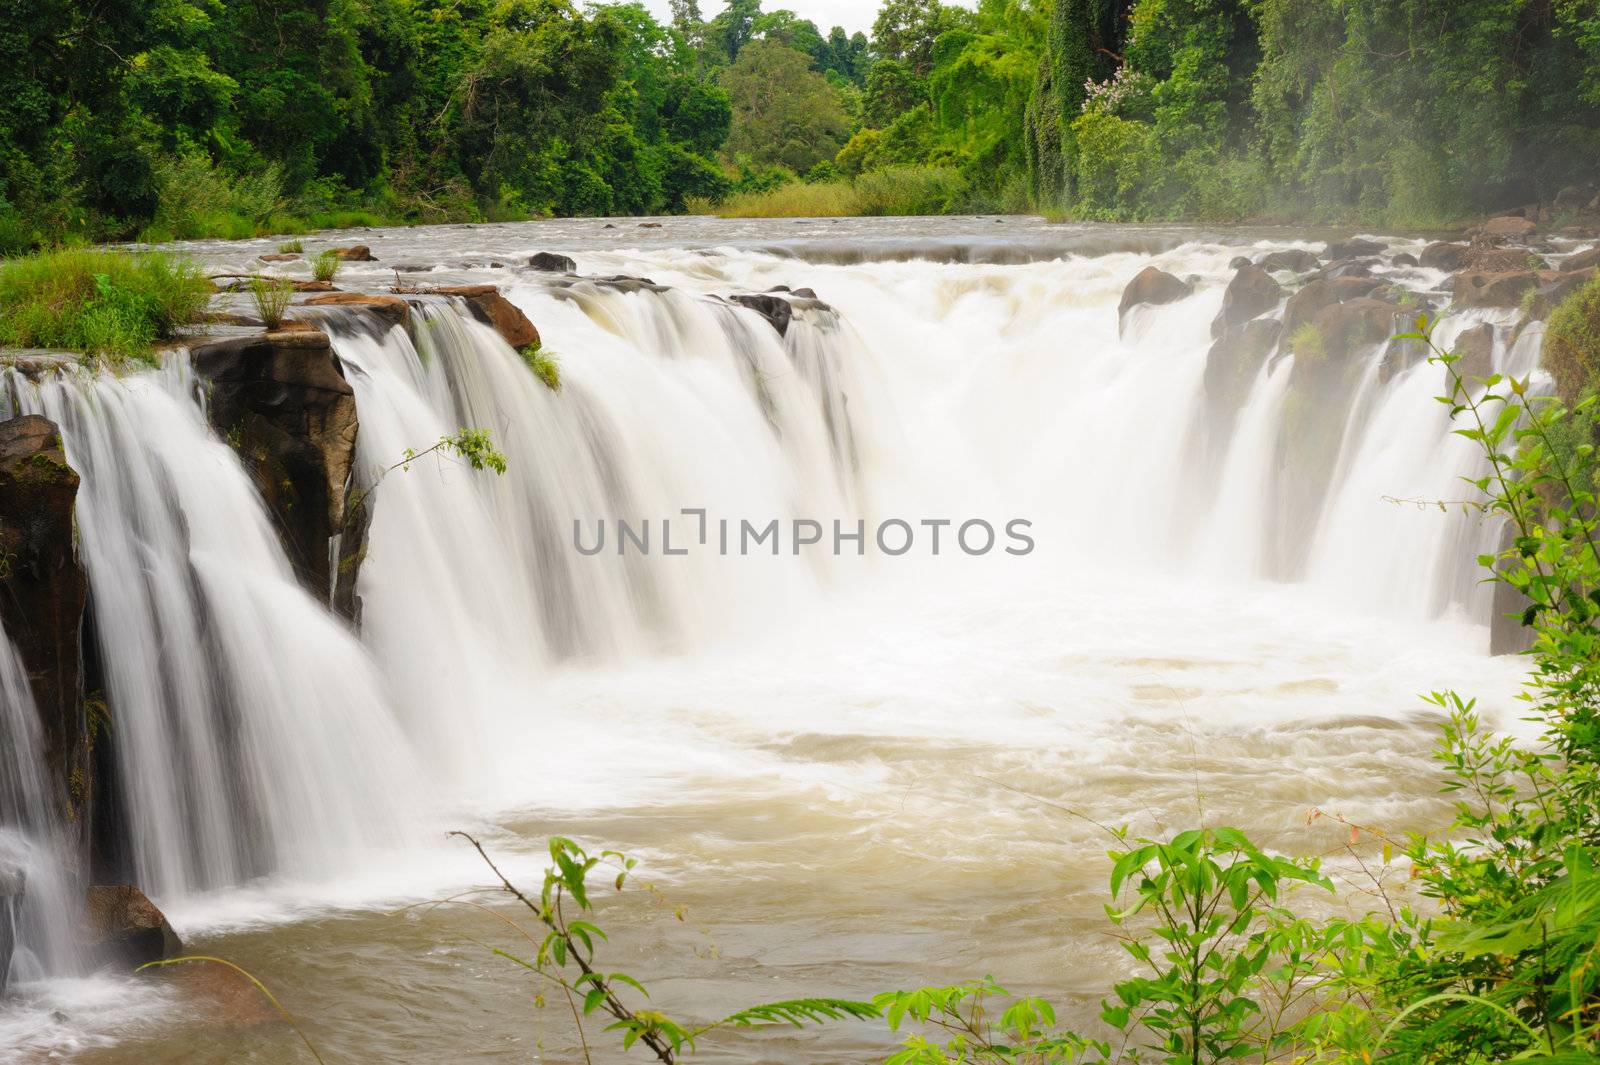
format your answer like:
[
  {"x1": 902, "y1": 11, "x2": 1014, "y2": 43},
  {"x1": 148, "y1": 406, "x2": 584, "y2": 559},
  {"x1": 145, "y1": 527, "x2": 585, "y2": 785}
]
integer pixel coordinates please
[{"x1": 0, "y1": 217, "x2": 1549, "y2": 1061}]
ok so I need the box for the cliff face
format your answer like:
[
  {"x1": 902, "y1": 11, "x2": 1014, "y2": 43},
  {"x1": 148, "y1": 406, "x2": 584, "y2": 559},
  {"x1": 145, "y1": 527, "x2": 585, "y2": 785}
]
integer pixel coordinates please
[
  {"x1": 0, "y1": 414, "x2": 89, "y2": 822},
  {"x1": 190, "y1": 330, "x2": 359, "y2": 603}
]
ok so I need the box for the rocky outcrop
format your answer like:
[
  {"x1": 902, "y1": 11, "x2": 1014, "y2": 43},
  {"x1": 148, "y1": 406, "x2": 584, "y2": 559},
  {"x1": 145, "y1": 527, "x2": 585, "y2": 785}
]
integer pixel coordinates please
[
  {"x1": 430, "y1": 285, "x2": 541, "y2": 349},
  {"x1": 258, "y1": 253, "x2": 300, "y2": 263},
  {"x1": 1323, "y1": 237, "x2": 1385, "y2": 260},
  {"x1": 1449, "y1": 269, "x2": 1540, "y2": 308},
  {"x1": 1472, "y1": 215, "x2": 1538, "y2": 242},
  {"x1": 333, "y1": 486, "x2": 374, "y2": 629},
  {"x1": 329, "y1": 245, "x2": 377, "y2": 262},
  {"x1": 1283, "y1": 276, "x2": 1384, "y2": 335},
  {"x1": 1562, "y1": 247, "x2": 1600, "y2": 273},
  {"x1": 83, "y1": 884, "x2": 182, "y2": 969},
  {"x1": 1391, "y1": 252, "x2": 1419, "y2": 267},
  {"x1": 1420, "y1": 242, "x2": 1472, "y2": 271},
  {"x1": 1453, "y1": 323, "x2": 1496, "y2": 381},
  {"x1": 1258, "y1": 248, "x2": 1319, "y2": 273},
  {"x1": 1212, "y1": 264, "x2": 1282, "y2": 337},
  {"x1": 0, "y1": 415, "x2": 88, "y2": 819},
  {"x1": 1204, "y1": 317, "x2": 1282, "y2": 413},
  {"x1": 190, "y1": 330, "x2": 358, "y2": 602},
  {"x1": 1118, "y1": 267, "x2": 1192, "y2": 334},
  {"x1": 1301, "y1": 297, "x2": 1399, "y2": 364},
  {"x1": 729, "y1": 294, "x2": 794, "y2": 337},
  {"x1": 1521, "y1": 268, "x2": 1597, "y2": 323},
  {"x1": 528, "y1": 252, "x2": 577, "y2": 273},
  {"x1": 302, "y1": 292, "x2": 411, "y2": 331}
]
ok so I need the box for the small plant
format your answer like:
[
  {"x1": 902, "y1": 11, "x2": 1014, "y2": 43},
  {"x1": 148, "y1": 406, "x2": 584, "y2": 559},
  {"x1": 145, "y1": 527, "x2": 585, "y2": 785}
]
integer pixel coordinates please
[
  {"x1": 278, "y1": 239, "x2": 304, "y2": 254},
  {"x1": 388, "y1": 428, "x2": 508, "y2": 476},
  {"x1": 520, "y1": 341, "x2": 561, "y2": 391},
  {"x1": 312, "y1": 250, "x2": 342, "y2": 283},
  {"x1": 249, "y1": 276, "x2": 294, "y2": 330},
  {"x1": 875, "y1": 979, "x2": 1106, "y2": 1064},
  {"x1": 444, "y1": 833, "x2": 877, "y2": 1064},
  {"x1": 1290, "y1": 321, "x2": 1325, "y2": 360}
]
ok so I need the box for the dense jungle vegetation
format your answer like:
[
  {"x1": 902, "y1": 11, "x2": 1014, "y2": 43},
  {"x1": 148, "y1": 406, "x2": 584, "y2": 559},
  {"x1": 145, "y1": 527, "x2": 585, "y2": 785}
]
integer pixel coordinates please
[{"x1": 4, "y1": 0, "x2": 1599, "y2": 247}]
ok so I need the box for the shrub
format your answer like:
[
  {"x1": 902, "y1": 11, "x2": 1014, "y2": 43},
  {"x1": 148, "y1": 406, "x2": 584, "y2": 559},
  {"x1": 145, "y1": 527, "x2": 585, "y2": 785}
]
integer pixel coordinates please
[
  {"x1": 519, "y1": 342, "x2": 561, "y2": 391},
  {"x1": 853, "y1": 166, "x2": 965, "y2": 216},
  {"x1": 0, "y1": 249, "x2": 211, "y2": 367},
  {"x1": 312, "y1": 250, "x2": 342, "y2": 283},
  {"x1": 250, "y1": 276, "x2": 294, "y2": 330},
  {"x1": 1543, "y1": 272, "x2": 1600, "y2": 402},
  {"x1": 145, "y1": 155, "x2": 286, "y2": 242}
]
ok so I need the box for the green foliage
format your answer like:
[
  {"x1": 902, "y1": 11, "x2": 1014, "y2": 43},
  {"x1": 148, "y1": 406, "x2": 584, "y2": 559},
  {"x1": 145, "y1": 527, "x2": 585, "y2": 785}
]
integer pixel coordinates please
[
  {"x1": 721, "y1": 39, "x2": 851, "y2": 174},
  {"x1": 520, "y1": 342, "x2": 562, "y2": 391},
  {"x1": 447, "y1": 832, "x2": 877, "y2": 1063},
  {"x1": 278, "y1": 239, "x2": 304, "y2": 254},
  {"x1": 708, "y1": 166, "x2": 964, "y2": 218},
  {"x1": 249, "y1": 276, "x2": 294, "y2": 331},
  {"x1": 388, "y1": 429, "x2": 508, "y2": 478},
  {"x1": 875, "y1": 978, "x2": 1107, "y2": 1063},
  {"x1": 312, "y1": 251, "x2": 342, "y2": 284},
  {"x1": 0, "y1": 249, "x2": 210, "y2": 368},
  {"x1": 1545, "y1": 274, "x2": 1600, "y2": 403}
]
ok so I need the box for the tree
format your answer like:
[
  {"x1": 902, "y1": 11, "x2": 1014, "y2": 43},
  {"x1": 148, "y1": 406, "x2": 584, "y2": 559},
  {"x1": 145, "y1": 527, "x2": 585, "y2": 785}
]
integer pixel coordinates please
[
  {"x1": 707, "y1": 0, "x2": 761, "y2": 62},
  {"x1": 720, "y1": 39, "x2": 850, "y2": 174},
  {"x1": 870, "y1": 0, "x2": 968, "y2": 77}
]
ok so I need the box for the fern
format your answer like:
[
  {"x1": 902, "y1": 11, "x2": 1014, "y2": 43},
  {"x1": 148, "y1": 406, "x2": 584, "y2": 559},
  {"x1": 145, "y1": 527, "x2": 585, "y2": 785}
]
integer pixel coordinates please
[{"x1": 708, "y1": 997, "x2": 881, "y2": 1031}]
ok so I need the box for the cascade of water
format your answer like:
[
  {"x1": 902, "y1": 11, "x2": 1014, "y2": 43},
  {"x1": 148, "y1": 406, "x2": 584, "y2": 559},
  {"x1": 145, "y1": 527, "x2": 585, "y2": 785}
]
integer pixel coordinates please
[
  {"x1": 0, "y1": 632, "x2": 80, "y2": 989},
  {"x1": 9, "y1": 361, "x2": 420, "y2": 901}
]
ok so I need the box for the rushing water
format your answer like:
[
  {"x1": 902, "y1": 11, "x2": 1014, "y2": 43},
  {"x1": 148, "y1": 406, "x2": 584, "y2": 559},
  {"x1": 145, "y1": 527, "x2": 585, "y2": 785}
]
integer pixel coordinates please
[{"x1": 0, "y1": 216, "x2": 1560, "y2": 1061}]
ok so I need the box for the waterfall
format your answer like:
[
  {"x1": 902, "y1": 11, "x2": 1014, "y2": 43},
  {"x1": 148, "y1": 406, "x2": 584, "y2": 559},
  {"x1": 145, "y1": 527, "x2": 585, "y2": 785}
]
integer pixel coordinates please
[
  {"x1": 0, "y1": 632, "x2": 80, "y2": 990},
  {"x1": 0, "y1": 229, "x2": 1547, "y2": 944},
  {"x1": 9, "y1": 361, "x2": 421, "y2": 901}
]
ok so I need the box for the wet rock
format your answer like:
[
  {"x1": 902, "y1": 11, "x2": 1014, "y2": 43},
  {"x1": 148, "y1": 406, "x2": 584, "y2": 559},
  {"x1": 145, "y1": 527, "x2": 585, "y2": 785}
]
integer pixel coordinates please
[
  {"x1": 1305, "y1": 297, "x2": 1400, "y2": 362},
  {"x1": 527, "y1": 252, "x2": 577, "y2": 273},
  {"x1": 334, "y1": 485, "x2": 373, "y2": 629},
  {"x1": 1323, "y1": 237, "x2": 1385, "y2": 260},
  {"x1": 1283, "y1": 276, "x2": 1384, "y2": 335},
  {"x1": 1228, "y1": 255, "x2": 1251, "y2": 270},
  {"x1": 392, "y1": 263, "x2": 433, "y2": 273},
  {"x1": 1522, "y1": 267, "x2": 1597, "y2": 322},
  {"x1": 1204, "y1": 318, "x2": 1282, "y2": 411},
  {"x1": 1391, "y1": 252, "x2": 1419, "y2": 267},
  {"x1": 1562, "y1": 246, "x2": 1600, "y2": 273},
  {"x1": 429, "y1": 285, "x2": 541, "y2": 349},
  {"x1": 1472, "y1": 246, "x2": 1548, "y2": 273},
  {"x1": 0, "y1": 415, "x2": 87, "y2": 819},
  {"x1": 729, "y1": 294, "x2": 793, "y2": 337},
  {"x1": 1212, "y1": 264, "x2": 1282, "y2": 338},
  {"x1": 190, "y1": 330, "x2": 358, "y2": 602},
  {"x1": 302, "y1": 292, "x2": 411, "y2": 331},
  {"x1": 292, "y1": 280, "x2": 336, "y2": 293},
  {"x1": 1472, "y1": 215, "x2": 1537, "y2": 242},
  {"x1": 1420, "y1": 242, "x2": 1472, "y2": 271},
  {"x1": 1454, "y1": 322, "x2": 1496, "y2": 381},
  {"x1": 1310, "y1": 258, "x2": 1379, "y2": 282},
  {"x1": 328, "y1": 245, "x2": 377, "y2": 262},
  {"x1": 638, "y1": 222, "x2": 663, "y2": 229},
  {"x1": 1449, "y1": 269, "x2": 1541, "y2": 308},
  {"x1": 83, "y1": 885, "x2": 182, "y2": 969},
  {"x1": 258, "y1": 253, "x2": 300, "y2": 263},
  {"x1": 792, "y1": 287, "x2": 818, "y2": 299},
  {"x1": 1117, "y1": 266, "x2": 1193, "y2": 331},
  {"x1": 1258, "y1": 248, "x2": 1319, "y2": 273}
]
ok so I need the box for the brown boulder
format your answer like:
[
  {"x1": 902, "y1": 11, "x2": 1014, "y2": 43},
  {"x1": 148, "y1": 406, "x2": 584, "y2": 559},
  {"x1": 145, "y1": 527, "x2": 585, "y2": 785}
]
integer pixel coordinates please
[
  {"x1": 1420, "y1": 242, "x2": 1472, "y2": 271},
  {"x1": 291, "y1": 280, "x2": 336, "y2": 293},
  {"x1": 1118, "y1": 266, "x2": 1192, "y2": 332},
  {"x1": 1258, "y1": 248, "x2": 1319, "y2": 273},
  {"x1": 1450, "y1": 270, "x2": 1540, "y2": 309},
  {"x1": 189, "y1": 330, "x2": 358, "y2": 602},
  {"x1": 1472, "y1": 215, "x2": 1538, "y2": 242},
  {"x1": 1283, "y1": 276, "x2": 1384, "y2": 335},
  {"x1": 430, "y1": 285, "x2": 541, "y2": 349},
  {"x1": 1204, "y1": 318, "x2": 1282, "y2": 411},
  {"x1": 729, "y1": 294, "x2": 794, "y2": 337},
  {"x1": 1212, "y1": 264, "x2": 1282, "y2": 338},
  {"x1": 528, "y1": 252, "x2": 577, "y2": 273},
  {"x1": 1562, "y1": 246, "x2": 1600, "y2": 273},
  {"x1": 328, "y1": 245, "x2": 377, "y2": 262},
  {"x1": 258, "y1": 253, "x2": 300, "y2": 263},
  {"x1": 83, "y1": 885, "x2": 182, "y2": 969},
  {"x1": 302, "y1": 292, "x2": 411, "y2": 331},
  {"x1": 0, "y1": 415, "x2": 87, "y2": 818},
  {"x1": 1323, "y1": 237, "x2": 1386, "y2": 260},
  {"x1": 1453, "y1": 323, "x2": 1496, "y2": 381},
  {"x1": 1308, "y1": 297, "x2": 1400, "y2": 362}
]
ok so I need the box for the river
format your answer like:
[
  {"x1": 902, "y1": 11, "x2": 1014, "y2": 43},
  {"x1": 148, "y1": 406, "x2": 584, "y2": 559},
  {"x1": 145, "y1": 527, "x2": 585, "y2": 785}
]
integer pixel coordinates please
[{"x1": 0, "y1": 216, "x2": 1544, "y2": 1062}]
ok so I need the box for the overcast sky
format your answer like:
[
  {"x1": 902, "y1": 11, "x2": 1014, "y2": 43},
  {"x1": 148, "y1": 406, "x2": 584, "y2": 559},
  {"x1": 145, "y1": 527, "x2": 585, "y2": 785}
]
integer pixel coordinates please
[{"x1": 636, "y1": 1, "x2": 975, "y2": 37}]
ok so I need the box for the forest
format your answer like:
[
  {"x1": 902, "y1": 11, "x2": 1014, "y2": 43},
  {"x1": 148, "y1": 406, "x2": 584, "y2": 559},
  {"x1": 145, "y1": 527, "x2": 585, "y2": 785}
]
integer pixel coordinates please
[{"x1": 4, "y1": 0, "x2": 1599, "y2": 249}]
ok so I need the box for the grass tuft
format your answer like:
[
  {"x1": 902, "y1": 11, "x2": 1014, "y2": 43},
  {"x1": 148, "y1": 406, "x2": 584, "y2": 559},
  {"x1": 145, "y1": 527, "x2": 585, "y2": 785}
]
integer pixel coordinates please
[
  {"x1": 312, "y1": 250, "x2": 342, "y2": 284},
  {"x1": 709, "y1": 166, "x2": 966, "y2": 219},
  {"x1": 0, "y1": 248, "x2": 212, "y2": 367},
  {"x1": 519, "y1": 342, "x2": 561, "y2": 391},
  {"x1": 250, "y1": 276, "x2": 295, "y2": 330}
]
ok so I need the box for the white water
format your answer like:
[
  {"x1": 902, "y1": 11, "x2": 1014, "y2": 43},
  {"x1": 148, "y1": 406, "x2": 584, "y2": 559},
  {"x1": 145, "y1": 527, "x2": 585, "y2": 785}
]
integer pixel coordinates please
[{"x1": 0, "y1": 219, "x2": 1547, "y2": 1060}]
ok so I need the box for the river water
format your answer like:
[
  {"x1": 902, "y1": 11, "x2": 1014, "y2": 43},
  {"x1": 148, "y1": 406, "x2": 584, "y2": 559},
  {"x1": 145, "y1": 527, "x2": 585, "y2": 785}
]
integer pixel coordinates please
[{"x1": 0, "y1": 216, "x2": 1544, "y2": 1062}]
